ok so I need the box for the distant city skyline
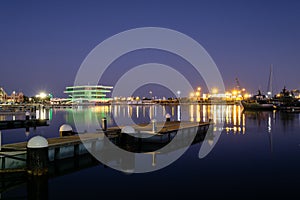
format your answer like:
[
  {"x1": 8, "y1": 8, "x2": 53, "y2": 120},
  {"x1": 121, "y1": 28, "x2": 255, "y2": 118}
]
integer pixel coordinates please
[{"x1": 1, "y1": 0, "x2": 300, "y2": 97}]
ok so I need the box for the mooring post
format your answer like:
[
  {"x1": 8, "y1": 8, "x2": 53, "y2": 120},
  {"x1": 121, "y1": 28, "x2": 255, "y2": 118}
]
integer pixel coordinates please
[
  {"x1": 27, "y1": 136, "x2": 49, "y2": 176},
  {"x1": 59, "y1": 124, "x2": 73, "y2": 137},
  {"x1": 25, "y1": 111, "x2": 30, "y2": 120},
  {"x1": 101, "y1": 117, "x2": 107, "y2": 131},
  {"x1": 165, "y1": 113, "x2": 171, "y2": 122}
]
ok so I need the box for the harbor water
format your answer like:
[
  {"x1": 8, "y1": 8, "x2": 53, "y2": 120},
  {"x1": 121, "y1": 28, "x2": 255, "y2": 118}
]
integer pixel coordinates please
[{"x1": 1, "y1": 104, "x2": 300, "y2": 199}]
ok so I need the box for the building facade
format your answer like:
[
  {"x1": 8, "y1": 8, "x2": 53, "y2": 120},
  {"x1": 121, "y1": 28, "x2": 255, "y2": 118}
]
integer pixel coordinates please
[
  {"x1": 64, "y1": 85, "x2": 113, "y2": 103},
  {"x1": 0, "y1": 87, "x2": 7, "y2": 102},
  {"x1": 0, "y1": 87, "x2": 24, "y2": 103}
]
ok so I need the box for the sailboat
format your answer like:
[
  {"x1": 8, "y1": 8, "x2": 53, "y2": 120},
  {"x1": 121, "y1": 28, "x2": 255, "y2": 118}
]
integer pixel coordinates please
[
  {"x1": 241, "y1": 90, "x2": 275, "y2": 110},
  {"x1": 241, "y1": 65, "x2": 275, "y2": 111}
]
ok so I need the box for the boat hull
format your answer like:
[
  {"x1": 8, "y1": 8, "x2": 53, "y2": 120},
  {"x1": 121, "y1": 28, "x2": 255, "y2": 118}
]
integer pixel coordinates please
[{"x1": 241, "y1": 101, "x2": 275, "y2": 110}]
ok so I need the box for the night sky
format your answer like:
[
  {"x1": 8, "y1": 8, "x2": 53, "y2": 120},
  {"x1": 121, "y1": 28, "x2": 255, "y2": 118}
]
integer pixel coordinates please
[{"x1": 1, "y1": 0, "x2": 300, "y2": 97}]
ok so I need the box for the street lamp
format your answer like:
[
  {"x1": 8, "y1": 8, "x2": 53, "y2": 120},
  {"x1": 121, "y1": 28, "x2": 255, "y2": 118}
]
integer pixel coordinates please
[
  {"x1": 177, "y1": 90, "x2": 181, "y2": 99},
  {"x1": 197, "y1": 87, "x2": 201, "y2": 101},
  {"x1": 149, "y1": 91, "x2": 152, "y2": 100}
]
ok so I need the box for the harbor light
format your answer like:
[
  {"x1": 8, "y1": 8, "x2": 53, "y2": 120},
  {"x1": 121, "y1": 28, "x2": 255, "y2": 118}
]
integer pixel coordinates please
[
  {"x1": 244, "y1": 93, "x2": 251, "y2": 99},
  {"x1": 36, "y1": 92, "x2": 47, "y2": 99},
  {"x1": 212, "y1": 88, "x2": 218, "y2": 94}
]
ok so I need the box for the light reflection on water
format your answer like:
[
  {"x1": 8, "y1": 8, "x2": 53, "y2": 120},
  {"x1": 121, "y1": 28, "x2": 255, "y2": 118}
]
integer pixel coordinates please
[
  {"x1": 1, "y1": 104, "x2": 299, "y2": 148},
  {"x1": 65, "y1": 104, "x2": 245, "y2": 134}
]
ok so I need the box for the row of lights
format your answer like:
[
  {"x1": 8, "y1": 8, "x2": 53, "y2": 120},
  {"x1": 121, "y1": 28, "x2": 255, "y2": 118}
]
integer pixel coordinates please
[{"x1": 189, "y1": 87, "x2": 251, "y2": 100}]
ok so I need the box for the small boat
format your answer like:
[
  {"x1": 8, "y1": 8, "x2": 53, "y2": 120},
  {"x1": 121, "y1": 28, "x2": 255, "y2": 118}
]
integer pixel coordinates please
[{"x1": 241, "y1": 90, "x2": 275, "y2": 110}]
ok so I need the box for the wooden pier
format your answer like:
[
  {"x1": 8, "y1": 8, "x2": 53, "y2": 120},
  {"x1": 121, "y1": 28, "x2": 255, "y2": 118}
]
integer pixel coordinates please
[{"x1": 0, "y1": 121, "x2": 211, "y2": 171}]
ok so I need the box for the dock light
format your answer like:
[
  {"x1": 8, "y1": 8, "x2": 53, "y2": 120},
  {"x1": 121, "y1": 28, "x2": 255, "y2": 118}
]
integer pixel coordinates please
[
  {"x1": 190, "y1": 92, "x2": 194, "y2": 97},
  {"x1": 197, "y1": 87, "x2": 201, "y2": 91}
]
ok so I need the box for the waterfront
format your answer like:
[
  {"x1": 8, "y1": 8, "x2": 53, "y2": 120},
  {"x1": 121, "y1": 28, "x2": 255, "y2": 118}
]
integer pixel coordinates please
[{"x1": 1, "y1": 104, "x2": 300, "y2": 199}]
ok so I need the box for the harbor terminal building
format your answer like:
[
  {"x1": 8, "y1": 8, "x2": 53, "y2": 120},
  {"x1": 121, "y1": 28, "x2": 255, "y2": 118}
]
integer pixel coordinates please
[{"x1": 64, "y1": 85, "x2": 113, "y2": 103}]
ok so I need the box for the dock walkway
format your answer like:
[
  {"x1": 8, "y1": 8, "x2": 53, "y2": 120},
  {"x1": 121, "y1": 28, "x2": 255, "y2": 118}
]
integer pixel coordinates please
[{"x1": 0, "y1": 121, "x2": 210, "y2": 170}]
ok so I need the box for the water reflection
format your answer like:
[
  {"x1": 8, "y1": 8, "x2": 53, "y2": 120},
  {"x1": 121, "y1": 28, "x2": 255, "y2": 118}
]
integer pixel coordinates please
[
  {"x1": 0, "y1": 108, "x2": 51, "y2": 121},
  {"x1": 64, "y1": 104, "x2": 300, "y2": 142},
  {"x1": 2, "y1": 104, "x2": 300, "y2": 197},
  {"x1": 64, "y1": 104, "x2": 272, "y2": 134}
]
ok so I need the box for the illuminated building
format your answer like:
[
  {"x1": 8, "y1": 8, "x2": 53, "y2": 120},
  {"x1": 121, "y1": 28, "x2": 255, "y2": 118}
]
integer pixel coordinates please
[
  {"x1": 0, "y1": 87, "x2": 24, "y2": 103},
  {"x1": 0, "y1": 87, "x2": 7, "y2": 102},
  {"x1": 64, "y1": 85, "x2": 113, "y2": 103}
]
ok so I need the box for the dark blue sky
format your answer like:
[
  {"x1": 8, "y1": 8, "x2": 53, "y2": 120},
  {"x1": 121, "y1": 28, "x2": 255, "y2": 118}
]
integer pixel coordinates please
[{"x1": 1, "y1": 0, "x2": 300, "y2": 97}]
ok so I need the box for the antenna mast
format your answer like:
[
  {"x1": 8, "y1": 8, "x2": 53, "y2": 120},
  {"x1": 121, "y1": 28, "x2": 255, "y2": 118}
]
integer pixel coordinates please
[
  {"x1": 235, "y1": 77, "x2": 241, "y2": 91},
  {"x1": 267, "y1": 64, "x2": 273, "y2": 97}
]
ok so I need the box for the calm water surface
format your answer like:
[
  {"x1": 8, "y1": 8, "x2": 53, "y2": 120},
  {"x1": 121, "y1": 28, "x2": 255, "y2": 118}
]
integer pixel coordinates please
[{"x1": 1, "y1": 104, "x2": 300, "y2": 199}]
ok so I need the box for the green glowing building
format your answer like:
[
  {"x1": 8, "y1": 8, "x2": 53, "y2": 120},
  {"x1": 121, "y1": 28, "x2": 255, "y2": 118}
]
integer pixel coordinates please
[{"x1": 64, "y1": 85, "x2": 113, "y2": 103}]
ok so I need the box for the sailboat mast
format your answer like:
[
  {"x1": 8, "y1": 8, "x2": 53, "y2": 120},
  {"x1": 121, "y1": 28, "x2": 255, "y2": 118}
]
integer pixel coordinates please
[{"x1": 267, "y1": 64, "x2": 273, "y2": 97}]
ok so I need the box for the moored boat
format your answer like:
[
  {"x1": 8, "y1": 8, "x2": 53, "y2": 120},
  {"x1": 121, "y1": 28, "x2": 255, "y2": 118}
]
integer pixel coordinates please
[
  {"x1": 241, "y1": 100, "x2": 275, "y2": 110},
  {"x1": 241, "y1": 90, "x2": 275, "y2": 110},
  {"x1": 272, "y1": 87, "x2": 300, "y2": 112}
]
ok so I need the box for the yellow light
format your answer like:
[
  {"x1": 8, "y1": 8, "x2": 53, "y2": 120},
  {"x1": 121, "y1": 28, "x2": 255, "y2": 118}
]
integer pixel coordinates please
[
  {"x1": 190, "y1": 92, "x2": 194, "y2": 97},
  {"x1": 244, "y1": 94, "x2": 250, "y2": 98},
  {"x1": 196, "y1": 92, "x2": 200, "y2": 96},
  {"x1": 197, "y1": 87, "x2": 201, "y2": 91},
  {"x1": 232, "y1": 90, "x2": 238, "y2": 95},
  {"x1": 212, "y1": 88, "x2": 218, "y2": 94}
]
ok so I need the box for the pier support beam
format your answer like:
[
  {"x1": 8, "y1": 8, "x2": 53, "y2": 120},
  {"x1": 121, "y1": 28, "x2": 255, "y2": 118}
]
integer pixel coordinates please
[
  {"x1": 27, "y1": 175, "x2": 48, "y2": 200},
  {"x1": 27, "y1": 136, "x2": 49, "y2": 176},
  {"x1": 151, "y1": 119, "x2": 157, "y2": 133}
]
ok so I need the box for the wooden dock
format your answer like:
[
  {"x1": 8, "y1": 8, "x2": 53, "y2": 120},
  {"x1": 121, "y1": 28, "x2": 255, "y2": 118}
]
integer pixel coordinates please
[
  {"x1": 0, "y1": 121, "x2": 211, "y2": 171},
  {"x1": 1, "y1": 121, "x2": 209, "y2": 150}
]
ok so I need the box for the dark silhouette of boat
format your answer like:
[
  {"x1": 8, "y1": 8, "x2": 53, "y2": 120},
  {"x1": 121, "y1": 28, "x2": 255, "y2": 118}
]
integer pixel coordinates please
[
  {"x1": 241, "y1": 90, "x2": 275, "y2": 110},
  {"x1": 272, "y1": 87, "x2": 300, "y2": 112}
]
